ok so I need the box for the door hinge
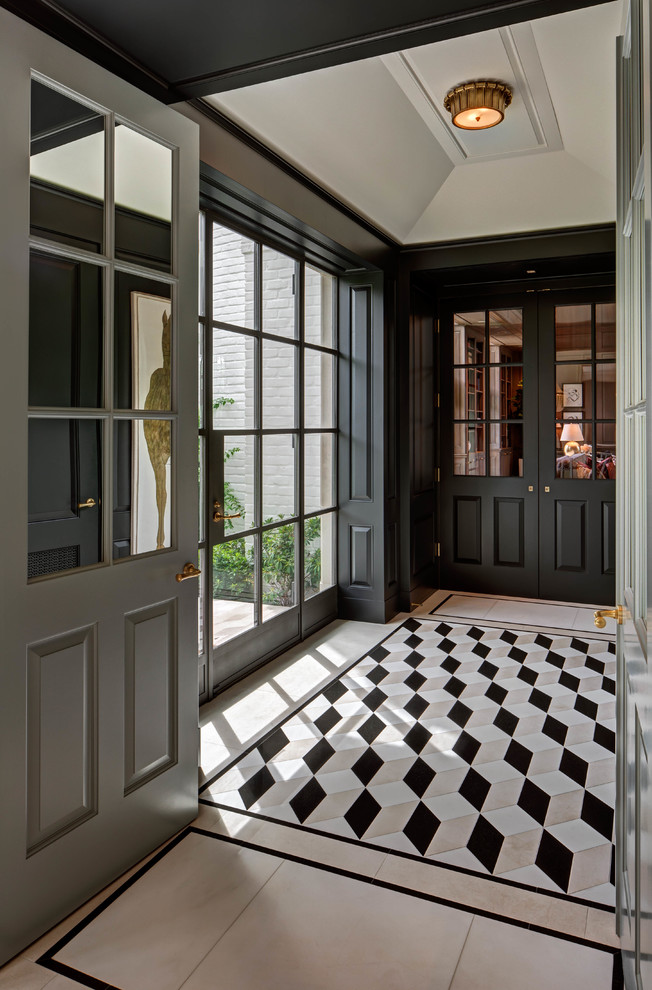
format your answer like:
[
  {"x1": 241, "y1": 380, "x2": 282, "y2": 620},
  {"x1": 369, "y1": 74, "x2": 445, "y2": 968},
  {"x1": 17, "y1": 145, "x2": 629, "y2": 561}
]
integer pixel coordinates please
[
  {"x1": 436, "y1": 394, "x2": 440, "y2": 408},
  {"x1": 436, "y1": 467, "x2": 440, "y2": 483},
  {"x1": 435, "y1": 318, "x2": 440, "y2": 334},
  {"x1": 435, "y1": 542, "x2": 441, "y2": 558}
]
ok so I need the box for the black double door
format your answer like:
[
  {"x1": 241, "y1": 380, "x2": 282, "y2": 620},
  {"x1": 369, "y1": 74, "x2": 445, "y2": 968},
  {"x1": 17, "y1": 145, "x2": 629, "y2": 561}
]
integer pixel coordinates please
[{"x1": 439, "y1": 288, "x2": 616, "y2": 606}]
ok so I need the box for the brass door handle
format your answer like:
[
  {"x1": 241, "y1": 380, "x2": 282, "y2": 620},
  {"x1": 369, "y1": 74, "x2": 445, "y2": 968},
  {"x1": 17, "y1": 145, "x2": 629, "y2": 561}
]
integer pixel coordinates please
[
  {"x1": 594, "y1": 606, "x2": 624, "y2": 628},
  {"x1": 175, "y1": 562, "x2": 201, "y2": 582},
  {"x1": 78, "y1": 497, "x2": 97, "y2": 509},
  {"x1": 213, "y1": 501, "x2": 241, "y2": 523}
]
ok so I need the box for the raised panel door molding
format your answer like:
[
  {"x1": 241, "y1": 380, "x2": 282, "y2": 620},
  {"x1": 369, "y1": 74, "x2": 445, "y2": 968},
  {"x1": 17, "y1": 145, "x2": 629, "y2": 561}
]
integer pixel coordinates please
[
  {"x1": 494, "y1": 497, "x2": 524, "y2": 568},
  {"x1": 349, "y1": 284, "x2": 373, "y2": 502},
  {"x1": 554, "y1": 499, "x2": 586, "y2": 572},
  {"x1": 124, "y1": 599, "x2": 178, "y2": 795},
  {"x1": 349, "y1": 525, "x2": 373, "y2": 588},
  {"x1": 453, "y1": 495, "x2": 482, "y2": 565},
  {"x1": 26, "y1": 624, "x2": 98, "y2": 856}
]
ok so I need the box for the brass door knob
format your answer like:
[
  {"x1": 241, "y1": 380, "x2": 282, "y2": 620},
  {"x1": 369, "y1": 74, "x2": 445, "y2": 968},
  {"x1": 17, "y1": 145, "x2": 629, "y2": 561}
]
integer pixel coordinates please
[
  {"x1": 175, "y1": 562, "x2": 201, "y2": 582},
  {"x1": 594, "y1": 606, "x2": 624, "y2": 628},
  {"x1": 78, "y1": 497, "x2": 97, "y2": 509}
]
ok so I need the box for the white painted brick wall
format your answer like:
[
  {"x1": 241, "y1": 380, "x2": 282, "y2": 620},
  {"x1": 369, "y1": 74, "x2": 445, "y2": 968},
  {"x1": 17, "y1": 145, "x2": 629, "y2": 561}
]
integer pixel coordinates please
[{"x1": 211, "y1": 227, "x2": 334, "y2": 524}]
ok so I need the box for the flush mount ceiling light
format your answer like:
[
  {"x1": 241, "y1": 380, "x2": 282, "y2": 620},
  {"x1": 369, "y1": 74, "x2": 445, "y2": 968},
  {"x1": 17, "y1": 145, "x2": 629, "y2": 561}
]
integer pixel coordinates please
[{"x1": 444, "y1": 81, "x2": 513, "y2": 130}]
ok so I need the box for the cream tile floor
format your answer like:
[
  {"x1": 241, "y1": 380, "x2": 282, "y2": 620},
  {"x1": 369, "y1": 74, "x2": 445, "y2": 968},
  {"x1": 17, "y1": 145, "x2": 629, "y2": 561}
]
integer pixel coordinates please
[{"x1": 2, "y1": 591, "x2": 621, "y2": 990}]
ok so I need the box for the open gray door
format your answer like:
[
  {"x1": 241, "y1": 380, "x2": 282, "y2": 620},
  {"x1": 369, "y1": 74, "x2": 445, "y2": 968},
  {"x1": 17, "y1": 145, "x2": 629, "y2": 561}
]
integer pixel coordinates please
[
  {"x1": 615, "y1": 2, "x2": 651, "y2": 986},
  {"x1": 0, "y1": 9, "x2": 199, "y2": 963}
]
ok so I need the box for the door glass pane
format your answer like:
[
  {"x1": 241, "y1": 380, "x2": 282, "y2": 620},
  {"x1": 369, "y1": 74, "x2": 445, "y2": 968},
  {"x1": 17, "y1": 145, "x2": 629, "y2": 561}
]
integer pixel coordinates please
[
  {"x1": 305, "y1": 512, "x2": 335, "y2": 601},
  {"x1": 262, "y1": 523, "x2": 296, "y2": 612},
  {"x1": 488, "y1": 310, "x2": 523, "y2": 362},
  {"x1": 198, "y1": 548, "x2": 205, "y2": 656},
  {"x1": 212, "y1": 534, "x2": 255, "y2": 646},
  {"x1": 596, "y1": 364, "x2": 616, "y2": 418},
  {"x1": 113, "y1": 418, "x2": 173, "y2": 556},
  {"x1": 30, "y1": 80, "x2": 105, "y2": 252},
  {"x1": 223, "y1": 434, "x2": 256, "y2": 533},
  {"x1": 28, "y1": 418, "x2": 102, "y2": 577},
  {"x1": 212, "y1": 223, "x2": 256, "y2": 329},
  {"x1": 212, "y1": 329, "x2": 255, "y2": 429},
  {"x1": 596, "y1": 423, "x2": 617, "y2": 479},
  {"x1": 489, "y1": 366, "x2": 523, "y2": 419},
  {"x1": 556, "y1": 366, "x2": 592, "y2": 419},
  {"x1": 114, "y1": 273, "x2": 171, "y2": 409},
  {"x1": 115, "y1": 123, "x2": 171, "y2": 271},
  {"x1": 304, "y1": 434, "x2": 335, "y2": 513},
  {"x1": 304, "y1": 349, "x2": 335, "y2": 428},
  {"x1": 262, "y1": 247, "x2": 296, "y2": 339},
  {"x1": 262, "y1": 339, "x2": 296, "y2": 428},
  {"x1": 199, "y1": 214, "x2": 206, "y2": 317},
  {"x1": 263, "y1": 434, "x2": 296, "y2": 520},
  {"x1": 454, "y1": 369, "x2": 484, "y2": 419},
  {"x1": 555, "y1": 421, "x2": 592, "y2": 478},
  {"x1": 454, "y1": 313, "x2": 485, "y2": 364},
  {"x1": 489, "y1": 423, "x2": 523, "y2": 477},
  {"x1": 198, "y1": 435, "x2": 205, "y2": 543},
  {"x1": 596, "y1": 303, "x2": 616, "y2": 359},
  {"x1": 305, "y1": 265, "x2": 334, "y2": 348},
  {"x1": 454, "y1": 424, "x2": 485, "y2": 476},
  {"x1": 198, "y1": 325, "x2": 204, "y2": 428},
  {"x1": 29, "y1": 252, "x2": 103, "y2": 408},
  {"x1": 555, "y1": 305, "x2": 591, "y2": 361}
]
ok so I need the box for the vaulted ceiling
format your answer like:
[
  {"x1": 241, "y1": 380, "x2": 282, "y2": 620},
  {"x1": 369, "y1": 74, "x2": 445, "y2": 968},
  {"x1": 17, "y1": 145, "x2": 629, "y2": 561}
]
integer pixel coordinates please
[
  {"x1": 205, "y1": 2, "x2": 622, "y2": 244},
  {"x1": 5, "y1": 0, "x2": 621, "y2": 245}
]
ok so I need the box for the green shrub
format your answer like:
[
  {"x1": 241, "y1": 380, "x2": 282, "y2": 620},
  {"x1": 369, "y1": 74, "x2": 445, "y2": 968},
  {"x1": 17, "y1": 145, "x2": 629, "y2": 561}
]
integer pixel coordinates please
[{"x1": 212, "y1": 515, "x2": 323, "y2": 604}]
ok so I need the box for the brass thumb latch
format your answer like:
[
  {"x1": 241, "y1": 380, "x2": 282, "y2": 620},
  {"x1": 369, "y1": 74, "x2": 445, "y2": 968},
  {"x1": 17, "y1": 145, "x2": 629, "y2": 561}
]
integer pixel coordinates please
[
  {"x1": 594, "y1": 606, "x2": 624, "y2": 628},
  {"x1": 213, "y1": 500, "x2": 241, "y2": 523}
]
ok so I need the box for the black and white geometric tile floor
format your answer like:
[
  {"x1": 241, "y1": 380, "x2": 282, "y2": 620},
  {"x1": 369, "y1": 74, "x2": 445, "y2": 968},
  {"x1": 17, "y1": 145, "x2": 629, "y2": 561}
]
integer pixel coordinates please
[{"x1": 203, "y1": 617, "x2": 616, "y2": 906}]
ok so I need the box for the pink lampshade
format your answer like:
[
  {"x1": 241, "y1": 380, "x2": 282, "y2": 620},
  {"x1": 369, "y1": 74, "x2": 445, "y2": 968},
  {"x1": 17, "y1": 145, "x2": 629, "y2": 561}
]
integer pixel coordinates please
[{"x1": 560, "y1": 423, "x2": 584, "y2": 443}]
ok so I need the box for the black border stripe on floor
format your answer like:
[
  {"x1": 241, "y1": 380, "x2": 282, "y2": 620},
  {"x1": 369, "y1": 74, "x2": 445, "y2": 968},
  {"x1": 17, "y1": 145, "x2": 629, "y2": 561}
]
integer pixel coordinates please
[
  {"x1": 429, "y1": 594, "x2": 616, "y2": 638},
  {"x1": 199, "y1": 618, "x2": 412, "y2": 792},
  {"x1": 430, "y1": 593, "x2": 610, "y2": 616},
  {"x1": 202, "y1": 616, "x2": 616, "y2": 911},
  {"x1": 36, "y1": 826, "x2": 622, "y2": 990},
  {"x1": 199, "y1": 798, "x2": 616, "y2": 913}
]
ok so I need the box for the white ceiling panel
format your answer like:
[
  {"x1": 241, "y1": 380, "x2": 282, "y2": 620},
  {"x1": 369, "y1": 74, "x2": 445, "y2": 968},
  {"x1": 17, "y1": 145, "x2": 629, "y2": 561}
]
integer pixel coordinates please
[
  {"x1": 405, "y1": 150, "x2": 615, "y2": 243},
  {"x1": 532, "y1": 3, "x2": 621, "y2": 185},
  {"x1": 206, "y1": 1, "x2": 622, "y2": 244},
  {"x1": 207, "y1": 58, "x2": 453, "y2": 242}
]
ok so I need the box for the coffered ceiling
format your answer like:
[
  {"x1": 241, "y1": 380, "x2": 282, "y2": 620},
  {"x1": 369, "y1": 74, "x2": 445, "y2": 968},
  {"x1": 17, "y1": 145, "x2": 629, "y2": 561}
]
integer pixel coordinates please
[{"x1": 205, "y1": 2, "x2": 622, "y2": 244}]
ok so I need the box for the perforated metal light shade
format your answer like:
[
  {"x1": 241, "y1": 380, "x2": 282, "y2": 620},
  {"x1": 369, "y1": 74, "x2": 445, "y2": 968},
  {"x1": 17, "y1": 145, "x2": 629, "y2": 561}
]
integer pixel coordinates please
[{"x1": 444, "y1": 81, "x2": 513, "y2": 130}]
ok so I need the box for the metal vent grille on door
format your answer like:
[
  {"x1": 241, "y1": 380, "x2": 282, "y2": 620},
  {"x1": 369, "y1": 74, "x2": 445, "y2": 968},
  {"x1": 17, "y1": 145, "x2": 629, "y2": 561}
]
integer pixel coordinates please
[{"x1": 28, "y1": 545, "x2": 80, "y2": 578}]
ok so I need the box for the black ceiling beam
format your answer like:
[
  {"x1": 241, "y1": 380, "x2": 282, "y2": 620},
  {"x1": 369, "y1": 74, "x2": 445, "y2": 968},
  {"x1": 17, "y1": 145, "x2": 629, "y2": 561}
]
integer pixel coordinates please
[
  {"x1": 173, "y1": 0, "x2": 614, "y2": 96},
  {"x1": 3, "y1": 0, "x2": 613, "y2": 103}
]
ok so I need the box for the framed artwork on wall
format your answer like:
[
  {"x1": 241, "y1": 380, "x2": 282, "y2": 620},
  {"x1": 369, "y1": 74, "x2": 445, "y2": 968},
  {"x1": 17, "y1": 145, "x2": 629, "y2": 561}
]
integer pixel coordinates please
[{"x1": 563, "y1": 383, "x2": 582, "y2": 408}]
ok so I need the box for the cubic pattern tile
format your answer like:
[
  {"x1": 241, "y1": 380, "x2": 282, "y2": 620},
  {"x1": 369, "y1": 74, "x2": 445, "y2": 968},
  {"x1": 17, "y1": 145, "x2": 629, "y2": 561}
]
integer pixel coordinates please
[{"x1": 205, "y1": 619, "x2": 616, "y2": 904}]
